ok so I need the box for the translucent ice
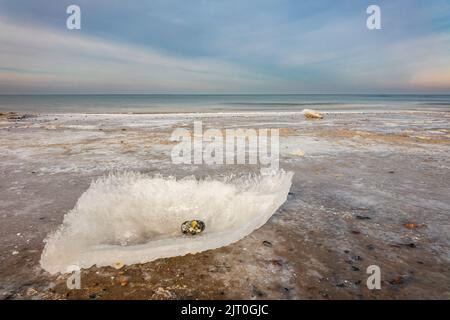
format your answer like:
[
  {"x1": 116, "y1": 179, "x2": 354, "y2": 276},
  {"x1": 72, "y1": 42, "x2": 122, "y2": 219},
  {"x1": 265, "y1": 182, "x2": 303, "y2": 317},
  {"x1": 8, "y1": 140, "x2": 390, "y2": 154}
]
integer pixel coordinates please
[{"x1": 40, "y1": 171, "x2": 293, "y2": 274}]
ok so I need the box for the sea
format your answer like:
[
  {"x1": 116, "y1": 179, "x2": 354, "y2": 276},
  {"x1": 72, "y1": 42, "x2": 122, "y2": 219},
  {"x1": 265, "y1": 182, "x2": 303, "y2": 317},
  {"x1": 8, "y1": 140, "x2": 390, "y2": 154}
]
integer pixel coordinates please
[{"x1": 0, "y1": 94, "x2": 449, "y2": 114}]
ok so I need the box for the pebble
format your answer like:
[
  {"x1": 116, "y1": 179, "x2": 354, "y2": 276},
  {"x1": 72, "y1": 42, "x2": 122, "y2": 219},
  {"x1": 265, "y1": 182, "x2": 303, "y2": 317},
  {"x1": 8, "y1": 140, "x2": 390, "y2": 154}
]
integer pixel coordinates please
[
  {"x1": 181, "y1": 220, "x2": 205, "y2": 235},
  {"x1": 404, "y1": 223, "x2": 422, "y2": 229},
  {"x1": 113, "y1": 261, "x2": 124, "y2": 270},
  {"x1": 262, "y1": 240, "x2": 273, "y2": 247},
  {"x1": 391, "y1": 242, "x2": 417, "y2": 249}
]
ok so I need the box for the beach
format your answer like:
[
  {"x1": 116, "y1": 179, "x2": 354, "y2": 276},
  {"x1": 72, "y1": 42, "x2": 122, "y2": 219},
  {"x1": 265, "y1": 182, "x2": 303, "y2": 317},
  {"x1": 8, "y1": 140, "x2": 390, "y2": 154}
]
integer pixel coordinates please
[{"x1": 0, "y1": 108, "x2": 449, "y2": 299}]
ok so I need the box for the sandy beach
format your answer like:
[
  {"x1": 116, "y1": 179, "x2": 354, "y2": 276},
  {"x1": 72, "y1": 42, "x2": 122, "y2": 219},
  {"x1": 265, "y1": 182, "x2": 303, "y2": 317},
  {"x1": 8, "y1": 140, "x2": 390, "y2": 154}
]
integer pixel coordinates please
[{"x1": 0, "y1": 110, "x2": 449, "y2": 299}]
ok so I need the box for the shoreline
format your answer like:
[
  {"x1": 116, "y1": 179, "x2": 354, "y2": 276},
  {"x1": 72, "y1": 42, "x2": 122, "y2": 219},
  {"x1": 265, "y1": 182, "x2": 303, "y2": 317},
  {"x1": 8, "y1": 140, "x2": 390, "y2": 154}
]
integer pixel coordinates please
[
  {"x1": 1, "y1": 110, "x2": 449, "y2": 299},
  {"x1": 1, "y1": 108, "x2": 450, "y2": 118}
]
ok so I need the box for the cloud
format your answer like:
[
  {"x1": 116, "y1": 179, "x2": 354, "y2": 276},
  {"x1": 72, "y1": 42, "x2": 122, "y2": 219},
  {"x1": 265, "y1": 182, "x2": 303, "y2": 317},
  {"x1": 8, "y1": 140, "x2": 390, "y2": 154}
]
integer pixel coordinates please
[
  {"x1": 0, "y1": 17, "x2": 280, "y2": 93},
  {"x1": 336, "y1": 33, "x2": 450, "y2": 92},
  {"x1": 0, "y1": 0, "x2": 449, "y2": 93}
]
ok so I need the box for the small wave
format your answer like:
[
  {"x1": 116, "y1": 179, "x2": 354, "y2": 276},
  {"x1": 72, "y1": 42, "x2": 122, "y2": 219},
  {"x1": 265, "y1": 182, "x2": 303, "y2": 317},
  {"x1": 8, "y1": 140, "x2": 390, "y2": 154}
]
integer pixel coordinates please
[{"x1": 40, "y1": 171, "x2": 293, "y2": 274}]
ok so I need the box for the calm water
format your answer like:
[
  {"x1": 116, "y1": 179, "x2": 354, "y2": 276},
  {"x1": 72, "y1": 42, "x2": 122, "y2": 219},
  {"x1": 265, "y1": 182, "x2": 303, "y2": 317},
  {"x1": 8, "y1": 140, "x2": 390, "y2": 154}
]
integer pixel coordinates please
[{"x1": 0, "y1": 94, "x2": 449, "y2": 113}]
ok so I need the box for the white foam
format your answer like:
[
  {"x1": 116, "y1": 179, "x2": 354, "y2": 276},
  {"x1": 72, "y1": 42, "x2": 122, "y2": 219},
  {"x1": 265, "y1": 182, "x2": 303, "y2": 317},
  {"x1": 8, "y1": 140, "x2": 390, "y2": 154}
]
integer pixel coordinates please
[{"x1": 40, "y1": 171, "x2": 293, "y2": 274}]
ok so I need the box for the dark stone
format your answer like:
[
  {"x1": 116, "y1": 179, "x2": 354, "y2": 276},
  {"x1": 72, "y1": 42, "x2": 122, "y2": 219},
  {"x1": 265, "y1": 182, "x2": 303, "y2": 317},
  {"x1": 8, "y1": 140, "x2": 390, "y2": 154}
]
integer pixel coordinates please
[
  {"x1": 271, "y1": 259, "x2": 283, "y2": 266},
  {"x1": 393, "y1": 242, "x2": 417, "y2": 249},
  {"x1": 352, "y1": 255, "x2": 363, "y2": 261},
  {"x1": 181, "y1": 220, "x2": 205, "y2": 235},
  {"x1": 262, "y1": 240, "x2": 273, "y2": 247}
]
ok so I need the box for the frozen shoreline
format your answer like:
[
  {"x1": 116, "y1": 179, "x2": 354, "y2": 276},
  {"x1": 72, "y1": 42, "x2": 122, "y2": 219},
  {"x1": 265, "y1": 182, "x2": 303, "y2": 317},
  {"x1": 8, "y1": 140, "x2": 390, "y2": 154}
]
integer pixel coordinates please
[
  {"x1": 4, "y1": 108, "x2": 450, "y2": 119},
  {"x1": 1, "y1": 110, "x2": 449, "y2": 299}
]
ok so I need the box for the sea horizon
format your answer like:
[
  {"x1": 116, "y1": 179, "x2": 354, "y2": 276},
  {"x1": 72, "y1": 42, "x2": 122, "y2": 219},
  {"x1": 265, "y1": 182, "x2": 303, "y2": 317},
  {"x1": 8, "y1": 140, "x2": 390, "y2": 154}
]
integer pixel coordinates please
[{"x1": 1, "y1": 93, "x2": 450, "y2": 114}]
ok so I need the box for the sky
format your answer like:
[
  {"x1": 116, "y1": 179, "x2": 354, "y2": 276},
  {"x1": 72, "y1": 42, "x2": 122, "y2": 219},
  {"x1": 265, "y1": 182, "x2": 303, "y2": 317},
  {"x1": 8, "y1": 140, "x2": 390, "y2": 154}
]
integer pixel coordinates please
[{"x1": 0, "y1": 0, "x2": 449, "y2": 94}]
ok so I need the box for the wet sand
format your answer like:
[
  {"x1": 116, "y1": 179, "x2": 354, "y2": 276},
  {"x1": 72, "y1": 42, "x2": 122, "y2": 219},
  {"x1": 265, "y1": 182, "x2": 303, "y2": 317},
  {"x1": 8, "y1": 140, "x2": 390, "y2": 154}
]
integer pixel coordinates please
[{"x1": 0, "y1": 110, "x2": 449, "y2": 299}]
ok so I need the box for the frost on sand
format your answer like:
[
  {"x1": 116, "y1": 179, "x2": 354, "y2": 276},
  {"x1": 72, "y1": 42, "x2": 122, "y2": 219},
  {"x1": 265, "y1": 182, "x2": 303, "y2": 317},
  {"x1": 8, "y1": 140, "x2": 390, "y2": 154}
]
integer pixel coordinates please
[{"x1": 40, "y1": 171, "x2": 294, "y2": 274}]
